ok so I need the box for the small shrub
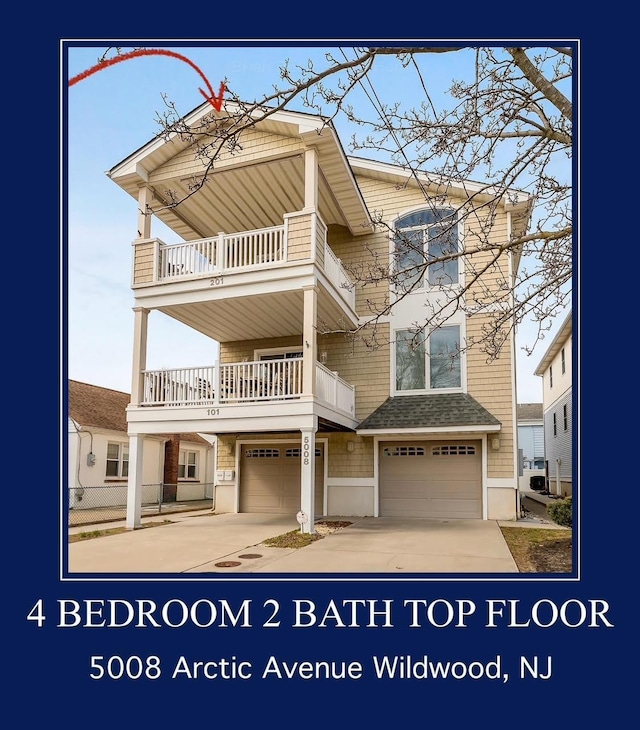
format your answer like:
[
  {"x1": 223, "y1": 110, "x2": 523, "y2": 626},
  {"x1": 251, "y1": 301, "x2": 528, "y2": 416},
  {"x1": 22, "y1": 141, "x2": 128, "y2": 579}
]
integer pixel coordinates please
[{"x1": 547, "y1": 496, "x2": 572, "y2": 527}]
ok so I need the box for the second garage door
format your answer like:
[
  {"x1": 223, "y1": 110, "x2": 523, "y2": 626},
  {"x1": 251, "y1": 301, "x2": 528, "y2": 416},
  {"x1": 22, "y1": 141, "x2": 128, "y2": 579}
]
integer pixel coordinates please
[
  {"x1": 379, "y1": 441, "x2": 482, "y2": 519},
  {"x1": 240, "y1": 443, "x2": 324, "y2": 515}
]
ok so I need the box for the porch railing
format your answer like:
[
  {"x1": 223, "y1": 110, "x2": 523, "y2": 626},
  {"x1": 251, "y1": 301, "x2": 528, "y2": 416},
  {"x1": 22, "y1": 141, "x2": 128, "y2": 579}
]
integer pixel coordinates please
[
  {"x1": 143, "y1": 219, "x2": 355, "y2": 308},
  {"x1": 315, "y1": 362, "x2": 356, "y2": 416},
  {"x1": 158, "y1": 225, "x2": 285, "y2": 279},
  {"x1": 140, "y1": 358, "x2": 354, "y2": 416}
]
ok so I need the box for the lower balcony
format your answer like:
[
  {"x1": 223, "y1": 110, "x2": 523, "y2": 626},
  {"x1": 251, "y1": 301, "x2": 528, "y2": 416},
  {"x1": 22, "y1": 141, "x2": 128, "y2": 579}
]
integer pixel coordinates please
[{"x1": 127, "y1": 358, "x2": 356, "y2": 434}]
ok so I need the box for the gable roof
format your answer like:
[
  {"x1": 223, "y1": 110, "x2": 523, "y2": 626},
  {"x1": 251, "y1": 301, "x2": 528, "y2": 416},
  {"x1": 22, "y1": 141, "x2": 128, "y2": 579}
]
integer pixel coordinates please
[
  {"x1": 517, "y1": 403, "x2": 543, "y2": 421},
  {"x1": 534, "y1": 310, "x2": 572, "y2": 376},
  {"x1": 356, "y1": 393, "x2": 501, "y2": 433},
  {"x1": 68, "y1": 380, "x2": 210, "y2": 445}
]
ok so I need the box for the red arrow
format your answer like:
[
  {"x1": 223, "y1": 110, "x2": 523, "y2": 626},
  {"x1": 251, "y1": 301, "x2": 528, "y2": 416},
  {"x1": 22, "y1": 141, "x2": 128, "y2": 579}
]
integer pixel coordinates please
[{"x1": 69, "y1": 48, "x2": 226, "y2": 112}]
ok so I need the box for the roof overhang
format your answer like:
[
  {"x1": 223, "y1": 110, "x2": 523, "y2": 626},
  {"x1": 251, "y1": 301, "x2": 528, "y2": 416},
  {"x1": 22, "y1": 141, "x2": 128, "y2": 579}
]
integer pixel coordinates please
[
  {"x1": 534, "y1": 310, "x2": 573, "y2": 376},
  {"x1": 107, "y1": 101, "x2": 372, "y2": 239}
]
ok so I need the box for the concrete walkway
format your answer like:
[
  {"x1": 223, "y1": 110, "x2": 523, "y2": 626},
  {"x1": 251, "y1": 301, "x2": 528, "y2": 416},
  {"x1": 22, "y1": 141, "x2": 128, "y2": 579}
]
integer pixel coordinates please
[{"x1": 68, "y1": 511, "x2": 522, "y2": 575}]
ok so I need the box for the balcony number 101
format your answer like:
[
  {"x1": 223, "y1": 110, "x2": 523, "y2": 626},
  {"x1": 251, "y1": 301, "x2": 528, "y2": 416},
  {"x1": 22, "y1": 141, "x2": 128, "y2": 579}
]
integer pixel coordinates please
[{"x1": 207, "y1": 408, "x2": 220, "y2": 416}]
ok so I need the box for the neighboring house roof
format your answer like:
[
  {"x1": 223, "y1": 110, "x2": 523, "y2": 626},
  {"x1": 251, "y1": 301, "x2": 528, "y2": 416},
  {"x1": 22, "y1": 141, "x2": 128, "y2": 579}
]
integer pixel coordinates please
[
  {"x1": 357, "y1": 393, "x2": 501, "y2": 432},
  {"x1": 68, "y1": 380, "x2": 209, "y2": 445},
  {"x1": 517, "y1": 403, "x2": 543, "y2": 421},
  {"x1": 534, "y1": 310, "x2": 572, "y2": 376}
]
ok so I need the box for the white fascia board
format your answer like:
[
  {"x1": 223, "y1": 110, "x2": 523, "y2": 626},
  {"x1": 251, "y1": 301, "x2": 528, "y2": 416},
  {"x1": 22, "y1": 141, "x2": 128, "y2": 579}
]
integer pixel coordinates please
[
  {"x1": 347, "y1": 156, "x2": 531, "y2": 211},
  {"x1": 356, "y1": 425, "x2": 501, "y2": 436},
  {"x1": 533, "y1": 310, "x2": 573, "y2": 375}
]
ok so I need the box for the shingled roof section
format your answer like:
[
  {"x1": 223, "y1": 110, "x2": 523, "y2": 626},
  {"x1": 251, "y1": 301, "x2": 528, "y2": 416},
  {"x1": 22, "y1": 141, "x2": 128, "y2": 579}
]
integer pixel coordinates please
[
  {"x1": 357, "y1": 393, "x2": 501, "y2": 431},
  {"x1": 68, "y1": 380, "x2": 210, "y2": 444},
  {"x1": 516, "y1": 403, "x2": 543, "y2": 421}
]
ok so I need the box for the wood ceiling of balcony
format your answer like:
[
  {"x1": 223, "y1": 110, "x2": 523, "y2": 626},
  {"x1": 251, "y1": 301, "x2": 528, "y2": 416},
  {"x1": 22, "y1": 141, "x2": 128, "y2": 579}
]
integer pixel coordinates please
[{"x1": 156, "y1": 286, "x2": 351, "y2": 343}]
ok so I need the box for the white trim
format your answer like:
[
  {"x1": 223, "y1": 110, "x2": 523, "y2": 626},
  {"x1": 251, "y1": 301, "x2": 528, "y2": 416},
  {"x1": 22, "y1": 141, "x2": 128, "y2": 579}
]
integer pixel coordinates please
[
  {"x1": 253, "y1": 345, "x2": 304, "y2": 360},
  {"x1": 481, "y1": 434, "x2": 488, "y2": 519},
  {"x1": 486, "y1": 478, "x2": 517, "y2": 489},
  {"x1": 357, "y1": 425, "x2": 500, "y2": 436},
  {"x1": 235, "y1": 436, "x2": 329, "y2": 516},
  {"x1": 326, "y1": 477, "x2": 375, "y2": 488},
  {"x1": 347, "y1": 156, "x2": 531, "y2": 211}
]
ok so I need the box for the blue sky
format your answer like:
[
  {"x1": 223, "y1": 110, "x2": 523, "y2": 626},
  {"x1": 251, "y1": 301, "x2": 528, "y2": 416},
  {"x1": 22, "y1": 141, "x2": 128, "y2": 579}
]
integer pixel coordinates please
[{"x1": 65, "y1": 42, "x2": 571, "y2": 403}]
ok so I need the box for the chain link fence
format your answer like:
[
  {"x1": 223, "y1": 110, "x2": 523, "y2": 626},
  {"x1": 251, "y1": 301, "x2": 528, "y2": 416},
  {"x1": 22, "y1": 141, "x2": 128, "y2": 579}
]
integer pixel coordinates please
[{"x1": 68, "y1": 483, "x2": 215, "y2": 526}]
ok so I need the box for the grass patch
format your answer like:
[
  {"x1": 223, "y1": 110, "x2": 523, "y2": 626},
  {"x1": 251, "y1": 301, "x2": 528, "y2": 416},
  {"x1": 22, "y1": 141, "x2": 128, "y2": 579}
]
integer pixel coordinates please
[
  {"x1": 261, "y1": 529, "x2": 324, "y2": 549},
  {"x1": 69, "y1": 520, "x2": 173, "y2": 543},
  {"x1": 500, "y1": 527, "x2": 572, "y2": 573}
]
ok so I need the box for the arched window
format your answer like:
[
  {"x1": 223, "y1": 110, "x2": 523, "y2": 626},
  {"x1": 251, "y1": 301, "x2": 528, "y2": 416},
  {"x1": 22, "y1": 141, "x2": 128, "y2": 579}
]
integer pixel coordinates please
[{"x1": 393, "y1": 208, "x2": 459, "y2": 291}]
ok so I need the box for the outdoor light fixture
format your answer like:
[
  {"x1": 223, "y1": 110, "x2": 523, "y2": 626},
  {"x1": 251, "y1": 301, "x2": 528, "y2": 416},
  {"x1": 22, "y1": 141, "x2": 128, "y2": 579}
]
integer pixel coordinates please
[{"x1": 491, "y1": 437, "x2": 500, "y2": 451}]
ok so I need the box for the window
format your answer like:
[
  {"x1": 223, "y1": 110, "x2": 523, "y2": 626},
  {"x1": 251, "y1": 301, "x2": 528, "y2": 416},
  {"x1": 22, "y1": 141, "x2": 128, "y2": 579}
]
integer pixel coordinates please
[
  {"x1": 549, "y1": 365, "x2": 553, "y2": 388},
  {"x1": 432, "y1": 445, "x2": 476, "y2": 455},
  {"x1": 395, "y1": 326, "x2": 462, "y2": 392},
  {"x1": 178, "y1": 450, "x2": 197, "y2": 479},
  {"x1": 393, "y1": 208, "x2": 459, "y2": 291},
  {"x1": 395, "y1": 330, "x2": 425, "y2": 390},
  {"x1": 106, "y1": 442, "x2": 129, "y2": 478},
  {"x1": 563, "y1": 404, "x2": 568, "y2": 431},
  {"x1": 553, "y1": 413, "x2": 557, "y2": 436},
  {"x1": 383, "y1": 446, "x2": 426, "y2": 457},
  {"x1": 561, "y1": 348, "x2": 566, "y2": 374},
  {"x1": 245, "y1": 449, "x2": 280, "y2": 458}
]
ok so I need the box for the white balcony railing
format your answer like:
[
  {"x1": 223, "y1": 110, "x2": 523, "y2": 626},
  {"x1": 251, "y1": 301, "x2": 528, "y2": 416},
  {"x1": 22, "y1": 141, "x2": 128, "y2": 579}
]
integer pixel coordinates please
[
  {"x1": 140, "y1": 358, "x2": 354, "y2": 417},
  {"x1": 315, "y1": 362, "x2": 356, "y2": 416},
  {"x1": 147, "y1": 220, "x2": 355, "y2": 309},
  {"x1": 323, "y1": 243, "x2": 355, "y2": 309},
  {"x1": 158, "y1": 225, "x2": 285, "y2": 280}
]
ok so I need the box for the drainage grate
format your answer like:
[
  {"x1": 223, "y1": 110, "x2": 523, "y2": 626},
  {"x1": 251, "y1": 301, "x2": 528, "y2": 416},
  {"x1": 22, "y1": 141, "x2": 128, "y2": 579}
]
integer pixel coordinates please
[
  {"x1": 214, "y1": 561, "x2": 242, "y2": 568},
  {"x1": 238, "y1": 553, "x2": 262, "y2": 559}
]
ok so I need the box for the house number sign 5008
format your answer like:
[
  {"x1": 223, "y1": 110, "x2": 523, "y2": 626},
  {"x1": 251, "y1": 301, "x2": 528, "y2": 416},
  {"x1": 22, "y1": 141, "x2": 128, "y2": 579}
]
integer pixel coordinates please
[{"x1": 303, "y1": 435, "x2": 310, "y2": 465}]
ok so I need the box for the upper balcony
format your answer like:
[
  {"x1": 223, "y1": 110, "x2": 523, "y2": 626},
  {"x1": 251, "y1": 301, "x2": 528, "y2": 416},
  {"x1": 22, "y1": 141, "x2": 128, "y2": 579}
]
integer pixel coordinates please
[{"x1": 131, "y1": 212, "x2": 358, "y2": 343}]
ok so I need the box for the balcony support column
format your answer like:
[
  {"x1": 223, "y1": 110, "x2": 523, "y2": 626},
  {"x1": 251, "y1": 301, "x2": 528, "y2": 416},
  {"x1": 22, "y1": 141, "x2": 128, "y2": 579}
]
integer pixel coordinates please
[
  {"x1": 137, "y1": 185, "x2": 153, "y2": 239},
  {"x1": 131, "y1": 307, "x2": 150, "y2": 406},
  {"x1": 302, "y1": 285, "x2": 318, "y2": 397},
  {"x1": 126, "y1": 434, "x2": 145, "y2": 529},
  {"x1": 300, "y1": 420, "x2": 318, "y2": 534},
  {"x1": 304, "y1": 147, "x2": 318, "y2": 212}
]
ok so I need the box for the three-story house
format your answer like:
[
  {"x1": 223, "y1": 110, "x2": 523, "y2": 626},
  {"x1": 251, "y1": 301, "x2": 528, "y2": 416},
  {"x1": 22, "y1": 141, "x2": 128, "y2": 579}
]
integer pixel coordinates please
[{"x1": 106, "y1": 101, "x2": 532, "y2": 531}]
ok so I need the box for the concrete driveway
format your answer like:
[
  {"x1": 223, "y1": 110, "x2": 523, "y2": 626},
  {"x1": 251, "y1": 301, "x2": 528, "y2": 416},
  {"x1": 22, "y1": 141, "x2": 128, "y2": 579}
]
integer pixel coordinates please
[{"x1": 67, "y1": 511, "x2": 519, "y2": 575}]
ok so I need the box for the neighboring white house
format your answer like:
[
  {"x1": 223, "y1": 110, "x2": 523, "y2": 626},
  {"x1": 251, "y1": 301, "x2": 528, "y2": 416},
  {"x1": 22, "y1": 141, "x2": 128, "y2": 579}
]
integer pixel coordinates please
[
  {"x1": 517, "y1": 403, "x2": 545, "y2": 493},
  {"x1": 534, "y1": 311, "x2": 573, "y2": 497},
  {"x1": 68, "y1": 380, "x2": 215, "y2": 511}
]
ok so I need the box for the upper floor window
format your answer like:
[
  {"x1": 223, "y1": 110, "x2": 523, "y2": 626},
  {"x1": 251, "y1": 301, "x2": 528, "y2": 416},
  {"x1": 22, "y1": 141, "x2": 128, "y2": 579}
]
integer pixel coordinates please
[
  {"x1": 561, "y1": 348, "x2": 566, "y2": 374},
  {"x1": 549, "y1": 365, "x2": 553, "y2": 388},
  {"x1": 393, "y1": 208, "x2": 459, "y2": 292},
  {"x1": 178, "y1": 450, "x2": 197, "y2": 479},
  {"x1": 395, "y1": 325, "x2": 461, "y2": 392},
  {"x1": 106, "y1": 442, "x2": 129, "y2": 478}
]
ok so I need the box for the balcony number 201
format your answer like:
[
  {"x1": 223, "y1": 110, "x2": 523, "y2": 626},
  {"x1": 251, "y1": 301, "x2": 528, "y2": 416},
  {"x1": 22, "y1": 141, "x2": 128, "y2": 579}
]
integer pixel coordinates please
[{"x1": 209, "y1": 276, "x2": 224, "y2": 286}]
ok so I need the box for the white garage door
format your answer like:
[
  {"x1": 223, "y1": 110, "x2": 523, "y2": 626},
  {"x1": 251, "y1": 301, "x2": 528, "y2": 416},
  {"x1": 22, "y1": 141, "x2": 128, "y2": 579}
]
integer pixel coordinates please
[
  {"x1": 240, "y1": 443, "x2": 324, "y2": 515},
  {"x1": 379, "y1": 441, "x2": 482, "y2": 519}
]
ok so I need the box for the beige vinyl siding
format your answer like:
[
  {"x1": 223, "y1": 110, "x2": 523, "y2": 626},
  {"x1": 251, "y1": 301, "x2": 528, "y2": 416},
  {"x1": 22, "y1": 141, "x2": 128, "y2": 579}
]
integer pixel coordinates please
[
  {"x1": 285, "y1": 213, "x2": 313, "y2": 261},
  {"x1": 149, "y1": 128, "x2": 304, "y2": 184},
  {"x1": 220, "y1": 336, "x2": 302, "y2": 364},
  {"x1": 327, "y1": 224, "x2": 389, "y2": 317},
  {"x1": 132, "y1": 241, "x2": 156, "y2": 284},
  {"x1": 466, "y1": 314, "x2": 515, "y2": 478},
  {"x1": 215, "y1": 435, "x2": 237, "y2": 471},
  {"x1": 327, "y1": 433, "x2": 374, "y2": 478},
  {"x1": 318, "y1": 322, "x2": 390, "y2": 423}
]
